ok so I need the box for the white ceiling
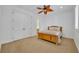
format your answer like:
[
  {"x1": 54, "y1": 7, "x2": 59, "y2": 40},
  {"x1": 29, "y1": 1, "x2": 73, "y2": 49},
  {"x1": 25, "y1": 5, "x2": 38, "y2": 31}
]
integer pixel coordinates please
[{"x1": 15, "y1": 5, "x2": 75, "y2": 14}]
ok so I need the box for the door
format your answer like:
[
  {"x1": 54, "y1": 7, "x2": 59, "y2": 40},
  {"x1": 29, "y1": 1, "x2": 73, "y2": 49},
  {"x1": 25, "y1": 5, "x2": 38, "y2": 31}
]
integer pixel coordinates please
[
  {"x1": 11, "y1": 9, "x2": 36, "y2": 40},
  {"x1": 12, "y1": 11, "x2": 26, "y2": 40}
]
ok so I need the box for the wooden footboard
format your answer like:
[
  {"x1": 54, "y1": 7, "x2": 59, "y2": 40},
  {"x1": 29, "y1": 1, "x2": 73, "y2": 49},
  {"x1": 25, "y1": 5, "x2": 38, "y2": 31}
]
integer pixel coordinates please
[{"x1": 38, "y1": 32, "x2": 58, "y2": 44}]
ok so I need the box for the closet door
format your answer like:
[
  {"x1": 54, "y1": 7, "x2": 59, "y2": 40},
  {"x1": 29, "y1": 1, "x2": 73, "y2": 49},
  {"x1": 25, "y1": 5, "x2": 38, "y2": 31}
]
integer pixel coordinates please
[
  {"x1": 11, "y1": 10, "x2": 36, "y2": 40},
  {"x1": 23, "y1": 13, "x2": 36, "y2": 38},
  {"x1": 12, "y1": 11, "x2": 26, "y2": 40}
]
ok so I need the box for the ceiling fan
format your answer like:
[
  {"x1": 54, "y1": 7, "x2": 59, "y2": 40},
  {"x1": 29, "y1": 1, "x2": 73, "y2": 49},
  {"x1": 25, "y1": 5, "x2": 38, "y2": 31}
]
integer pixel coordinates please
[{"x1": 37, "y1": 5, "x2": 54, "y2": 15}]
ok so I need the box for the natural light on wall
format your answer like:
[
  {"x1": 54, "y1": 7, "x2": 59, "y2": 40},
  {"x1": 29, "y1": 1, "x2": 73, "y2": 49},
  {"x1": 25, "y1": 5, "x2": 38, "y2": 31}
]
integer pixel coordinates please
[
  {"x1": 36, "y1": 16, "x2": 40, "y2": 31},
  {"x1": 75, "y1": 5, "x2": 78, "y2": 29}
]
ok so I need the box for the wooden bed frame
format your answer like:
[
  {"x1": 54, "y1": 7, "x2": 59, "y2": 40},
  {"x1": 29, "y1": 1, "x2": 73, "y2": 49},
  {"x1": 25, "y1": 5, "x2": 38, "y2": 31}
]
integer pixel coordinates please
[
  {"x1": 37, "y1": 26, "x2": 62, "y2": 44},
  {"x1": 38, "y1": 32, "x2": 58, "y2": 44}
]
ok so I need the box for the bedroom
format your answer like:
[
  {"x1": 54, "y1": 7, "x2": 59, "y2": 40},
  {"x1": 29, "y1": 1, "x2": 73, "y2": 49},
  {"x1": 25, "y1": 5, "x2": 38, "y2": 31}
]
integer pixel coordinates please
[{"x1": 0, "y1": 5, "x2": 79, "y2": 53}]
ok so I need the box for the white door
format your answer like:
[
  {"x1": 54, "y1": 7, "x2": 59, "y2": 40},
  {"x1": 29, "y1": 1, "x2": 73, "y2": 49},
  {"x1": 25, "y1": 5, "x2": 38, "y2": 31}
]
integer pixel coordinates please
[
  {"x1": 12, "y1": 11, "x2": 26, "y2": 40},
  {"x1": 11, "y1": 10, "x2": 36, "y2": 40}
]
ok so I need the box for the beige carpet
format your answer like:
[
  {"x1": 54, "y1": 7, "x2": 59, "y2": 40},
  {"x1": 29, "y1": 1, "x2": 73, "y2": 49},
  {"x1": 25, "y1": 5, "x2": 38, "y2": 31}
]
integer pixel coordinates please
[{"x1": 1, "y1": 36, "x2": 78, "y2": 53}]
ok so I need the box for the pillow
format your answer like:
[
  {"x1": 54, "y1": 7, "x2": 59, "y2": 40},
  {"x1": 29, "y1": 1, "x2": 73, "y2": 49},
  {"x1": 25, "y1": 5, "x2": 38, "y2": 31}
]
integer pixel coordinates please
[{"x1": 49, "y1": 26, "x2": 60, "y2": 31}]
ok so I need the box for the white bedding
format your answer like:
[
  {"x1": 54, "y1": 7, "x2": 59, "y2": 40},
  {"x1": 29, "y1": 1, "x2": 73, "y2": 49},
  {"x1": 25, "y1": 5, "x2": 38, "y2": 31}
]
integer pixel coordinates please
[{"x1": 39, "y1": 30, "x2": 62, "y2": 36}]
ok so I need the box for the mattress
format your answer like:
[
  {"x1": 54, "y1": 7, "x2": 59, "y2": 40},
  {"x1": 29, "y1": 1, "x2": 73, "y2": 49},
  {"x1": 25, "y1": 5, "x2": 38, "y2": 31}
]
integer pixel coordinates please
[{"x1": 39, "y1": 30, "x2": 61, "y2": 35}]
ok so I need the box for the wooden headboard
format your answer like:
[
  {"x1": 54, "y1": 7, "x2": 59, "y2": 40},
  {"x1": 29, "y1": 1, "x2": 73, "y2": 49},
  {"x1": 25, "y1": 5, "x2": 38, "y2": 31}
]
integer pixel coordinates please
[{"x1": 48, "y1": 26, "x2": 62, "y2": 32}]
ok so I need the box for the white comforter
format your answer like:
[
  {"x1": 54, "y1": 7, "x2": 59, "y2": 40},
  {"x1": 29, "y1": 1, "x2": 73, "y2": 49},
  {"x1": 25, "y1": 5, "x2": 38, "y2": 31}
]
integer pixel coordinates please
[{"x1": 39, "y1": 30, "x2": 62, "y2": 36}]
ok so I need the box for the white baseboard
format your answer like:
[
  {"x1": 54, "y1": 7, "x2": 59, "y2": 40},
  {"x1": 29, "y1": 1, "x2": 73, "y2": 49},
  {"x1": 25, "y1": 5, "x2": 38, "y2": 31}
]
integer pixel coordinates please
[{"x1": 1, "y1": 35, "x2": 36, "y2": 45}]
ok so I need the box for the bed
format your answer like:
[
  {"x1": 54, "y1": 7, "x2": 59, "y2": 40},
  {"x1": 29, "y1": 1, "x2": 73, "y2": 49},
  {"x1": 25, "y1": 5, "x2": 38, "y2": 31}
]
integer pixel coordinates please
[{"x1": 37, "y1": 26, "x2": 63, "y2": 44}]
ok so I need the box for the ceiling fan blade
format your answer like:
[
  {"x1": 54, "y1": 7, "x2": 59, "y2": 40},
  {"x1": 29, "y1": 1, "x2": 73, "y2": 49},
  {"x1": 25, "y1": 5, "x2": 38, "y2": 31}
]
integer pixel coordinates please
[
  {"x1": 38, "y1": 11, "x2": 43, "y2": 14},
  {"x1": 44, "y1": 11, "x2": 47, "y2": 14},
  {"x1": 46, "y1": 5, "x2": 50, "y2": 8},
  {"x1": 43, "y1": 5, "x2": 50, "y2": 8},
  {"x1": 43, "y1": 5, "x2": 46, "y2": 8},
  {"x1": 47, "y1": 9, "x2": 53, "y2": 12},
  {"x1": 37, "y1": 7, "x2": 43, "y2": 9}
]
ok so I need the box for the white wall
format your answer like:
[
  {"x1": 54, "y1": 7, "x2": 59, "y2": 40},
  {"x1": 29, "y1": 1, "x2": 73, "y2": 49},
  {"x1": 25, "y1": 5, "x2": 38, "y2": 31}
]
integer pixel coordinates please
[
  {"x1": 0, "y1": 6, "x2": 3, "y2": 47},
  {"x1": 39, "y1": 9, "x2": 75, "y2": 38},
  {"x1": 0, "y1": 6, "x2": 13, "y2": 44},
  {"x1": 0, "y1": 6, "x2": 37, "y2": 44}
]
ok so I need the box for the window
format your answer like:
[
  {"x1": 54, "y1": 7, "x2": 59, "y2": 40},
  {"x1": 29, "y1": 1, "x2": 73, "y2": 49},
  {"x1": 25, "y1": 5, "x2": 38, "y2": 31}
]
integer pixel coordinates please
[
  {"x1": 75, "y1": 5, "x2": 78, "y2": 29},
  {"x1": 36, "y1": 16, "x2": 40, "y2": 30}
]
